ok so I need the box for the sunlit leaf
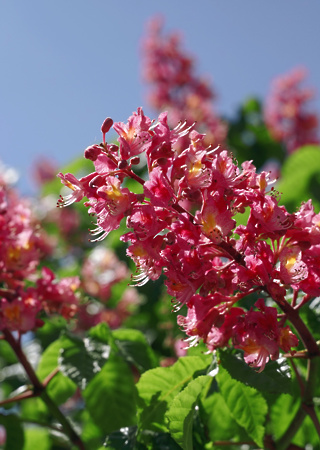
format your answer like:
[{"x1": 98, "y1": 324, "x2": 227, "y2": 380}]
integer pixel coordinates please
[
  {"x1": 23, "y1": 428, "x2": 50, "y2": 450},
  {"x1": 202, "y1": 392, "x2": 249, "y2": 445},
  {"x1": 278, "y1": 145, "x2": 320, "y2": 212},
  {"x1": 269, "y1": 392, "x2": 299, "y2": 441},
  {"x1": 37, "y1": 339, "x2": 77, "y2": 405},
  {"x1": 83, "y1": 354, "x2": 137, "y2": 435},
  {"x1": 217, "y1": 367, "x2": 267, "y2": 447},
  {"x1": 166, "y1": 375, "x2": 211, "y2": 450},
  {"x1": 136, "y1": 355, "x2": 211, "y2": 432}
]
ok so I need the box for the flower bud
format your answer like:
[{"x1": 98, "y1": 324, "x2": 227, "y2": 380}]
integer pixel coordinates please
[
  {"x1": 101, "y1": 117, "x2": 113, "y2": 134},
  {"x1": 108, "y1": 144, "x2": 119, "y2": 153},
  {"x1": 101, "y1": 117, "x2": 113, "y2": 144},
  {"x1": 84, "y1": 145, "x2": 101, "y2": 161},
  {"x1": 130, "y1": 157, "x2": 140, "y2": 165},
  {"x1": 118, "y1": 160, "x2": 128, "y2": 170}
]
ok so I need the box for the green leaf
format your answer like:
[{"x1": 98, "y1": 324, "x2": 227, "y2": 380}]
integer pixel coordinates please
[
  {"x1": 59, "y1": 332, "x2": 111, "y2": 390},
  {"x1": 219, "y1": 349, "x2": 292, "y2": 395},
  {"x1": 202, "y1": 392, "x2": 248, "y2": 445},
  {"x1": 217, "y1": 367, "x2": 267, "y2": 447},
  {"x1": 0, "y1": 340, "x2": 18, "y2": 365},
  {"x1": 83, "y1": 354, "x2": 137, "y2": 435},
  {"x1": 81, "y1": 409, "x2": 105, "y2": 450},
  {"x1": 277, "y1": 145, "x2": 320, "y2": 212},
  {"x1": 166, "y1": 375, "x2": 211, "y2": 450},
  {"x1": 89, "y1": 322, "x2": 113, "y2": 344},
  {"x1": 0, "y1": 413, "x2": 24, "y2": 450},
  {"x1": 292, "y1": 414, "x2": 320, "y2": 447},
  {"x1": 35, "y1": 316, "x2": 67, "y2": 350},
  {"x1": 112, "y1": 328, "x2": 158, "y2": 373},
  {"x1": 37, "y1": 339, "x2": 77, "y2": 405},
  {"x1": 136, "y1": 355, "x2": 211, "y2": 432},
  {"x1": 20, "y1": 397, "x2": 49, "y2": 422},
  {"x1": 268, "y1": 392, "x2": 299, "y2": 441},
  {"x1": 23, "y1": 428, "x2": 50, "y2": 450}
]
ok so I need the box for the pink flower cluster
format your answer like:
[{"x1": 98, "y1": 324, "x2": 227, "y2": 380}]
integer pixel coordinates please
[
  {"x1": 77, "y1": 245, "x2": 141, "y2": 330},
  {"x1": 81, "y1": 246, "x2": 129, "y2": 302},
  {"x1": 0, "y1": 179, "x2": 80, "y2": 334},
  {"x1": 58, "y1": 108, "x2": 320, "y2": 370},
  {"x1": 264, "y1": 67, "x2": 320, "y2": 153},
  {"x1": 142, "y1": 17, "x2": 227, "y2": 149}
]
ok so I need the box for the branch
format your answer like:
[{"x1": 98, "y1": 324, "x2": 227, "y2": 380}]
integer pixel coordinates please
[
  {"x1": 0, "y1": 389, "x2": 35, "y2": 406},
  {"x1": 2, "y1": 329, "x2": 85, "y2": 450}
]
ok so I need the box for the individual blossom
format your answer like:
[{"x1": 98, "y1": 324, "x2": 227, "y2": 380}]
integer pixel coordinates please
[
  {"x1": 126, "y1": 204, "x2": 167, "y2": 241},
  {"x1": 286, "y1": 199, "x2": 320, "y2": 247},
  {"x1": 143, "y1": 166, "x2": 176, "y2": 207},
  {"x1": 232, "y1": 299, "x2": 293, "y2": 371},
  {"x1": 278, "y1": 245, "x2": 308, "y2": 285},
  {"x1": 57, "y1": 172, "x2": 99, "y2": 208},
  {"x1": 177, "y1": 293, "x2": 227, "y2": 345},
  {"x1": 264, "y1": 67, "x2": 320, "y2": 153},
  {"x1": 113, "y1": 107, "x2": 154, "y2": 160},
  {"x1": 249, "y1": 194, "x2": 293, "y2": 238},
  {"x1": 296, "y1": 245, "x2": 320, "y2": 297},
  {"x1": 195, "y1": 192, "x2": 235, "y2": 243},
  {"x1": 124, "y1": 235, "x2": 165, "y2": 286},
  {"x1": 206, "y1": 307, "x2": 245, "y2": 351}
]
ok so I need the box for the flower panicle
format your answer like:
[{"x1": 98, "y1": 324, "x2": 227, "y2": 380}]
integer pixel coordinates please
[{"x1": 57, "y1": 107, "x2": 320, "y2": 370}]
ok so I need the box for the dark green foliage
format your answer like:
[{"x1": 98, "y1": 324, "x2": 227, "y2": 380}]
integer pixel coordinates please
[
  {"x1": 59, "y1": 332, "x2": 111, "y2": 390},
  {"x1": 83, "y1": 354, "x2": 137, "y2": 435},
  {"x1": 0, "y1": 413, "x2": 24, "y2": 450},
  {"x1": 219, "y1": 349, "x2": 292, "y2": 395}
]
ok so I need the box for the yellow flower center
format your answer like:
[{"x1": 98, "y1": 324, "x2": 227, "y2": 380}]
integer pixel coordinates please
[
  {"x1": 285, "y1": 255, "x2": 297, "y2": 270},
  {"x1": 4, "y1": 304, "x2": 21, "y2": 322}
]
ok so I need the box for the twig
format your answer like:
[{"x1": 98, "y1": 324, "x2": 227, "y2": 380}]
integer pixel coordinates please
[
  {"x1": 0, "y1": 389, "x2": 35, "y2": 406},
  {"x1": 43, "y1": 367, "x2": 60, "y2": 387}
]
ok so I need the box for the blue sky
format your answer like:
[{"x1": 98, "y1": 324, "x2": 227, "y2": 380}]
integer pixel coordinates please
[{"x1": 1, "y1": 1, "x2": 320, "y2": 194}]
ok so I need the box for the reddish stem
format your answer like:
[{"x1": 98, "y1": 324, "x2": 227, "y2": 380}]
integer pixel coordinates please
[{"x1": 0, "y1": 389, "x2": 35, "y2": 406}]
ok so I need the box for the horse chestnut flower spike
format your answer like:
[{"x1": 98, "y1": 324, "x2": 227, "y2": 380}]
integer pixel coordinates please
[{"x1": 58, "y1": 107, "x2": 320, "y2": 372}]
